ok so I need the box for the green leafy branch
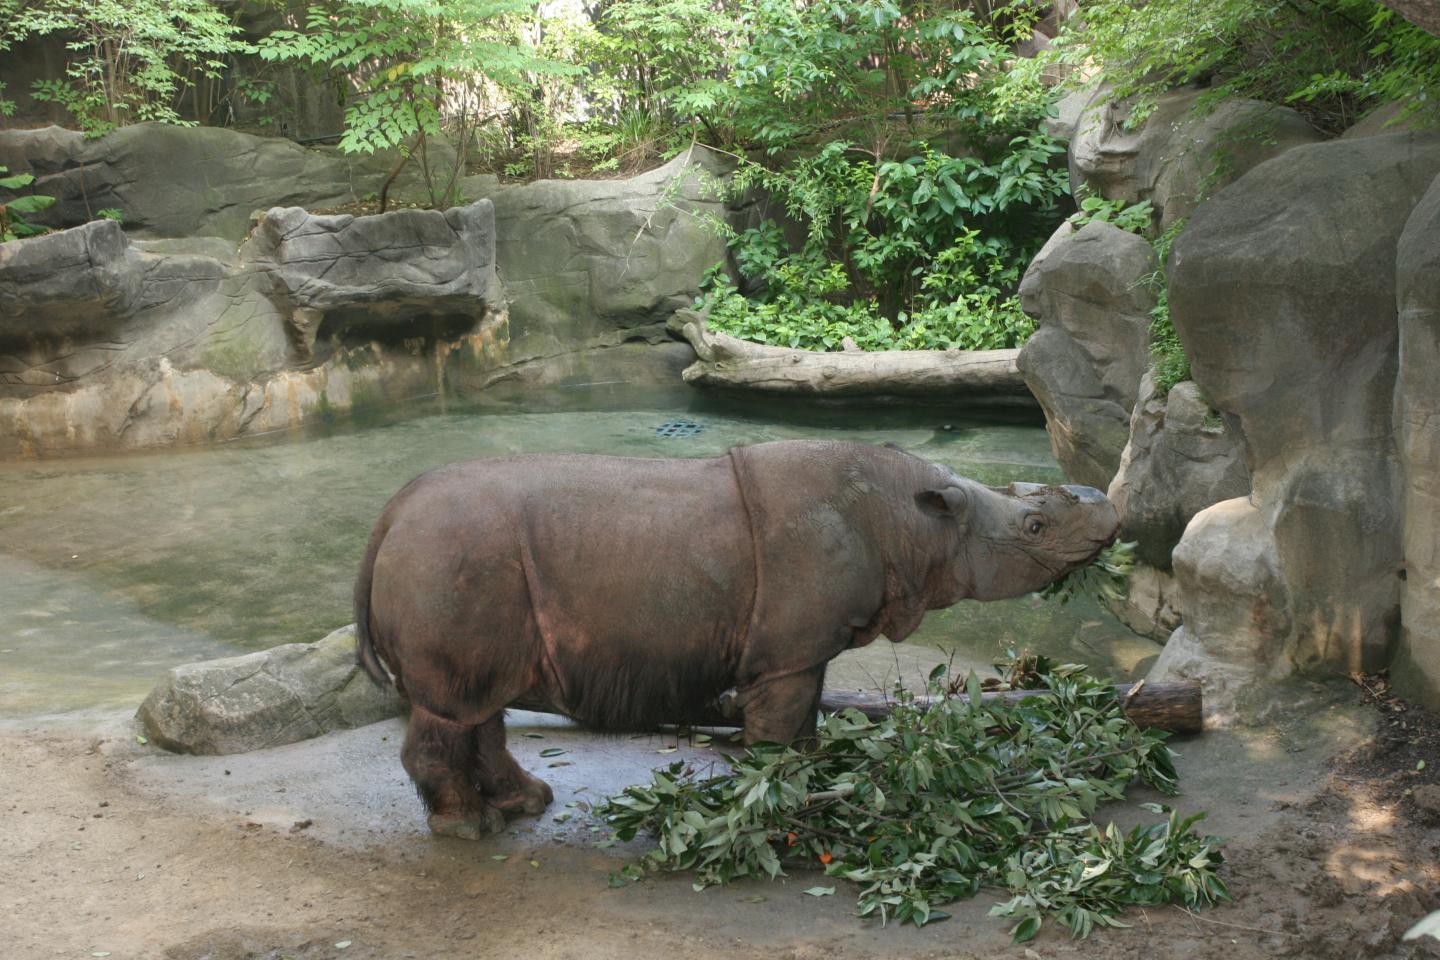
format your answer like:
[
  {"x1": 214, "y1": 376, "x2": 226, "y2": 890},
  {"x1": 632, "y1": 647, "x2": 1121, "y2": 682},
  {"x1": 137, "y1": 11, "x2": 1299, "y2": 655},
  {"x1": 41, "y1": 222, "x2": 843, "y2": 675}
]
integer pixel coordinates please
[{"x1": 602, "y1": 661, "x2": 1226, "y2": 940}]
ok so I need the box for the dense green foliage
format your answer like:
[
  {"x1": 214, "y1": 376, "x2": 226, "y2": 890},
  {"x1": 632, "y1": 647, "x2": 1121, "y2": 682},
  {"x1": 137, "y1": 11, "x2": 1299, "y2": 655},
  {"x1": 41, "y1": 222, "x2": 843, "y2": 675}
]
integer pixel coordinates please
[
  {"x1": 257, "y1": 0, "x2": 565, "y2": 209},
  {"x1": 4, "y1": 0, "x2": 245, "y2": 136},
  {"x1": 1028, "y1": 0, "x2": 1440, "y2": 135},
  {"x1": 680, "y1": 0, "x2": 1066, "y2": 351},
  {"x1": 603, "y1": 659, "x2": 1226, "y2": 937}
]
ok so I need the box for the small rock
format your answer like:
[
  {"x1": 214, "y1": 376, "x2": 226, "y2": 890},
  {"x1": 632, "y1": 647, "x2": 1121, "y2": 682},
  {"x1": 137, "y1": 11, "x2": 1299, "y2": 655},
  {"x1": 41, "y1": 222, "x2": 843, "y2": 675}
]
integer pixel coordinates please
[
  {"x1": 1412, "y1": 784, "x2": 1440, "y2": 817},
  {"x1": 135, "y1": 625, "x2": 402, "y2": 755}
]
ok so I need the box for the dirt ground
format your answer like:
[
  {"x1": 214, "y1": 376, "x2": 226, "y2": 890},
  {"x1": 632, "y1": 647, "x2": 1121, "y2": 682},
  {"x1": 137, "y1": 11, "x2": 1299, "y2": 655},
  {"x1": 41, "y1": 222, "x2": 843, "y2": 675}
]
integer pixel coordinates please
[{"x1": 3, "y1": 677, "x2": 1438, "y2": 960}]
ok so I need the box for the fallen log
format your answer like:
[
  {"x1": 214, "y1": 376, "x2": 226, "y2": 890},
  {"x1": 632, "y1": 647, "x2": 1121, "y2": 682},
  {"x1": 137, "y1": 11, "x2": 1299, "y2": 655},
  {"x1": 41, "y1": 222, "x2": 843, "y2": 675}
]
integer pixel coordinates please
[
  {"x1": 817, "y1": 680, "x2": 1203, "y2": 734},
  {"x1": 511, "y1": 680, "x2": 1203, "y2": 735},
  {"x1": 668, "y1": 309, "x2": 1036, "y2": 404}
]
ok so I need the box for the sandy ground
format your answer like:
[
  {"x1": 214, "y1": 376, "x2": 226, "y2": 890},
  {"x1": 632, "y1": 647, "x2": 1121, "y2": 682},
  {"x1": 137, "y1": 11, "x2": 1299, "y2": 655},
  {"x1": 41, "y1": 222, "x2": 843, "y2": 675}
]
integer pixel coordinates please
[{"x1": 3, "y1": 677, "x2": 1439, "y2": 960}]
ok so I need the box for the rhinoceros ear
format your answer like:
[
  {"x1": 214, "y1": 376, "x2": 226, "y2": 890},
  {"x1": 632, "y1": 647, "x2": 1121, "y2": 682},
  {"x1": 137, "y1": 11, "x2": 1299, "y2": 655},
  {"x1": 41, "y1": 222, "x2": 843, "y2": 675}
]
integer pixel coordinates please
[{"x1": 915, "y1": 486, "x2": 968, "y2": 520}]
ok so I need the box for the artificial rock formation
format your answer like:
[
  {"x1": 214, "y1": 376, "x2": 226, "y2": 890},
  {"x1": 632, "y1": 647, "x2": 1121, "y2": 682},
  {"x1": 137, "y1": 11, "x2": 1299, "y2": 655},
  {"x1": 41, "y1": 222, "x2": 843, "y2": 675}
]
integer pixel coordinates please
[
  {"x1": 1150, "y1": 130, "x2": 1440, "y2": 704},
  {"x1": 1070, "y1": 88, "x2": 1322, "y2": 228},
  {"x1": 0, "y1": 127, "x2": 738, "y2": 456},
  {"x1": 1395, "y1": 172, "x2": 1440, "y2": 709},
  {"x1": 0, "y1": 202, "x2": 505, "y2": 457},
  {"x1": 1107, "y1": 374, "x2": 1250, "y2": 568},
  {"x1": 1016, "y1": 220, "x2": 1157, "y2": 490},
  {"x1": 0, "y1": 124, "x2": 442, "y2": 241},
  {"x1": 242, "y1": 203, "x2": 503, "y2": 368},
  {"x1": 1153, "y1": 497, "x2": 1294, "y2": 717},
  {"x1": 137, "y1": 625, "x2": 401, "y2": 755},
  {"x1": 458, "y1": 145, "x2": 734, "y2": 364}
]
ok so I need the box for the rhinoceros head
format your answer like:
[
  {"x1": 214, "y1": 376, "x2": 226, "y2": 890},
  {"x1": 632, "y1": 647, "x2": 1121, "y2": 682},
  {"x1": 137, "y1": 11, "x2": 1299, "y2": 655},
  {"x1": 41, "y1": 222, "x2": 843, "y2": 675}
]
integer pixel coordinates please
[{"x1": 916, "y1": 478, "x2": 1119, "y2": 603}]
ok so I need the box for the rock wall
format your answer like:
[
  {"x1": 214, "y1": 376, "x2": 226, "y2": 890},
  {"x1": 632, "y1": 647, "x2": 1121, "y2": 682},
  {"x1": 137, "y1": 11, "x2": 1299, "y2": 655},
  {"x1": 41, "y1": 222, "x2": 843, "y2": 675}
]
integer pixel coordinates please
[
  {"x1": 1151, "y1": 131, "x2": 1440, "y2": 707},
  {"x1": 1070, "y1": 87, "x2": 1322, "y2": 227},
  {"x1": 0, "y1": 127, "x2": 736, "y2": 456},
  {"x1": 0, "y1": 124, "x2": 438, "y2": 242},
  {"x1": 1107, "y1": 375, "x2": 1250, "y2": 569},
  {"x1": 1395, "y1": 172, "x2": 1440, "y2": 710},
  {"x1": 1016, "y1": 220, "x2": 1156, "y2": 490},
  {"x1": 0, "y1": 204, "x2": 504, "y2": 457},
  {"x1": 458, "y1": 146, "x2": 733, "y2": 369},
  {"x1": 1028, "y1": 93, "x2": 1440, "y2": 708}
]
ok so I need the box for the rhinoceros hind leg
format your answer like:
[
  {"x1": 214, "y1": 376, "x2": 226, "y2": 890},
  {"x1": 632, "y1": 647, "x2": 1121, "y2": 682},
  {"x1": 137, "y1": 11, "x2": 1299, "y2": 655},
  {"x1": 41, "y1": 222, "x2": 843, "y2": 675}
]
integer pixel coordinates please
[
  {"x1": 476, "y1": 713, "x2": 553, "y2": 816},
  {"x1": 740, "y1": 664, "x2": 827, "y2": 745},
  {"x1": 403, "y1": 706, "x2": 504, "y2": 838}
]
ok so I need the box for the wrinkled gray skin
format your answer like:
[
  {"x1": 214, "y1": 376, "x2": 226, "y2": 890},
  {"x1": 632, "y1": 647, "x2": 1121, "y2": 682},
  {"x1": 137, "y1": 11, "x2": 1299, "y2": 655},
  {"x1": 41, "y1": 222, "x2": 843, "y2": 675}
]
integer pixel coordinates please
[{"x1": 355, "y1": 440, "x2": 1118, "y2": 838}]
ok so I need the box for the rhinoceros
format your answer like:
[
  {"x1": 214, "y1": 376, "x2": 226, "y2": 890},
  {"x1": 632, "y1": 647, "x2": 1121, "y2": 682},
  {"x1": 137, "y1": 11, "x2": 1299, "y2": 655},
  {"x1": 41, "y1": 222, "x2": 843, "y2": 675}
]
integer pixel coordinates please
[{"x1": 354, "y1": 439, "x2": 1117, "y2": 838}]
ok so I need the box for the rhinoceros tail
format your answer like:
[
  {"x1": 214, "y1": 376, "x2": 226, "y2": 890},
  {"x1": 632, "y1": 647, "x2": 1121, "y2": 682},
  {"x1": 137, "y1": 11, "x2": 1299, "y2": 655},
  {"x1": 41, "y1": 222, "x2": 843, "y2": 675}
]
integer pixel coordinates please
[{"x1": 354, "y1": 523, "x2": 393, "y2": 689}]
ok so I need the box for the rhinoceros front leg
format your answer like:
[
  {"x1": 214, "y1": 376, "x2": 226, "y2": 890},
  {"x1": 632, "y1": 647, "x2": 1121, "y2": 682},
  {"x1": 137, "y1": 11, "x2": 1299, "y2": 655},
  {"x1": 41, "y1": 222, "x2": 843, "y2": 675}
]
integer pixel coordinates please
[
  {"x1": 402, "y1": 706, "x2": 505, "y2": 840},
  {"x1": 739, "y1": 664, "x2": 827, "y2": 745}
]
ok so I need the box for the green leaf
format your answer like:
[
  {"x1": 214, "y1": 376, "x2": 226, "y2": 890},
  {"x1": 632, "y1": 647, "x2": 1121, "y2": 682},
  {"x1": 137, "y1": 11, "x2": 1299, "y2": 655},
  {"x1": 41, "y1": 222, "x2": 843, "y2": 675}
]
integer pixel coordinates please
[
  {"x1": 1011, "y1": 916, "x2": 1042, "y2": 943},
  {"x1": 803, "y1": 886, "x2": 835, "y2": 897},
  {"x1": 7, "y1": 195, "x2": 55, "y2": 214}
]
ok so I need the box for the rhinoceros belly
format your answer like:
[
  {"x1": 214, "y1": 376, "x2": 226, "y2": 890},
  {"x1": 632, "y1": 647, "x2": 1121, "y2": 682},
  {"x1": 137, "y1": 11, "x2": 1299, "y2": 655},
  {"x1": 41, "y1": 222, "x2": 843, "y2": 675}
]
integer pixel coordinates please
[{"x1": 513, "y1": 454, "x2": 756, "y2": 729}]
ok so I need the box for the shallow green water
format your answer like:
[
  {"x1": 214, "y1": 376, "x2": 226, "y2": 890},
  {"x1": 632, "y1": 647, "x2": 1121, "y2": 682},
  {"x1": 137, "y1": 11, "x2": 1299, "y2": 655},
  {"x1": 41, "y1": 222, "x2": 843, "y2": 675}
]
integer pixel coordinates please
[{"x1": 0, "y1": 384, "x2": 1159, "y2": 717}]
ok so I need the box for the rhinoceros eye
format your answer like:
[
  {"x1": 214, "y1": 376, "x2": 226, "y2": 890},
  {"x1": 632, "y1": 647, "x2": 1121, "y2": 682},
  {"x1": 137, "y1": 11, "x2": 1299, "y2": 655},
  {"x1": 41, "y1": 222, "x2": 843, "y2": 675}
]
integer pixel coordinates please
[{"x1": 1025, "y1": 517, "x2": 1046, "y2": 537}]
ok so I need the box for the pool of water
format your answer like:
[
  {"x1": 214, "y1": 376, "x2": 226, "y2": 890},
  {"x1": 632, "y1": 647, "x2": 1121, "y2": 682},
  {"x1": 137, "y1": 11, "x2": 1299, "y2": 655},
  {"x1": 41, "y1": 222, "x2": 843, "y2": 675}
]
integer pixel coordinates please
[{"x1": 0, "y1": 383, "x2": 1160, "y2": 718}]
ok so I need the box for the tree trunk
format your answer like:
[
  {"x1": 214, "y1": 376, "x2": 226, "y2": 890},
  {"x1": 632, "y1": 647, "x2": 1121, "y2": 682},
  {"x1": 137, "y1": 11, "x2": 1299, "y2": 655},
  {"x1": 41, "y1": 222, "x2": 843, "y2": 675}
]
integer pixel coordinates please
[
  {"x1": 668, "y1": 309, "x2": 1035, "y2": 403},
  {"x1": 510, "y1": 680, "x2": 1204, "y2": 735}
]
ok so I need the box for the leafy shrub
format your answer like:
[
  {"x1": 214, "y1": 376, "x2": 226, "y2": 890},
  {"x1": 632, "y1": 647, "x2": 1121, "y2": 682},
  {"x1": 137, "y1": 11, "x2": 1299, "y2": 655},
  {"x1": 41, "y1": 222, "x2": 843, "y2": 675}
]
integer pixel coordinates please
[
  {"x1": 1026, "y1": 0, "x2": 1440, "y2": 136},
  {"x1": 699, "y1": 129, "x2": 1066, "y2": 352},
  {"x1": 258, "y1": 0, "x2": 567, "y2": 207},
  {"x1": 0, "y1": 168, "x2": 57, "y2": 242},
  {"x1": 603, "y1": 659, "x2": 1226, "y2": 937},
  {"x1": 14, "y1": 0, "x2": 246, "y2": 137},
  {"x1": 1147, "y1": 219, "x2": 1192, "y2": 394},
  {"x1": 1069, "y1": 195, "x2": 1155, "y2": 234}
]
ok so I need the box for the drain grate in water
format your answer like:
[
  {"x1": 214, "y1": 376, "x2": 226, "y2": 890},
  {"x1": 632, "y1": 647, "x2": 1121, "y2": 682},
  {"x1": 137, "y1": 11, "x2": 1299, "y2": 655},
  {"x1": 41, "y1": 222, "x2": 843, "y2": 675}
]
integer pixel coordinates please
[{"x1": 655, "y1": 417, "x2": 704, "y2": 439}]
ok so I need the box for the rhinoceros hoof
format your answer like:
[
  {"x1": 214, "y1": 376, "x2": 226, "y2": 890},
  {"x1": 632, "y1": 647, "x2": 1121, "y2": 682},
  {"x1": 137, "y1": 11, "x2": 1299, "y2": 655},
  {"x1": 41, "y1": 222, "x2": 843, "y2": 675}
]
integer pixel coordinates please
[
  {"x1": 492, "y1": 779, "x2": 553, "y2": 817},
  {"x1": 428, "y1": 806, "x2": 505, "y2": 840}
]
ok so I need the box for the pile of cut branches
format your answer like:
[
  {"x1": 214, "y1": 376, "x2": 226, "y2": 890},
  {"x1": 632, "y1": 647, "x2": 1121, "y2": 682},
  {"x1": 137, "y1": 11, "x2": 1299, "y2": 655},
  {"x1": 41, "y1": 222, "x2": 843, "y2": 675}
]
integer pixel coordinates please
[{"x1": 602, "y1": 660, "x2": 1227, "y2": 941}]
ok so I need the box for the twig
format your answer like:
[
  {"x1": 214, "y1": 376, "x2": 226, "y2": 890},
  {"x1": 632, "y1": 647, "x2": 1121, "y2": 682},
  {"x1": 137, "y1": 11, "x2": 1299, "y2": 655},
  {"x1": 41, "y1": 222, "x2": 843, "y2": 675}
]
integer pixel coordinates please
[{"x1": 1171, "y1": 906, "x2": 1294, "y2": 938}]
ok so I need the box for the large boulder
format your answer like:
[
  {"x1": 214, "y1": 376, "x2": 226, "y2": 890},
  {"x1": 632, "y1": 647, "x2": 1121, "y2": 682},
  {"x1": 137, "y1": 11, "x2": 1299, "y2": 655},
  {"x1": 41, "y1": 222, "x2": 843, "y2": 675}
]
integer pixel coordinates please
[
  {"x1": 1151, "y1": 130, "x2": 1440, "y2": 703},
  {"x1": 1150, "y1": 498, "x2": 1293, "y2": 720},
  {"x1": 137, "y1": 625, "x2": 402, "y2": 755},
  {"x1": 1070, "y1": 88, "x2": 1322, "y2": 228},
  {"x1": 0, "y1": 218, "x2": 143, "y2": 345},
  {"x1": 1016, "y1": 220, "x2": 1157, "y2": 489},
  {"x1": 240, "y1": 202, "x2": 502, "y2": 367},
  {"x1": 1107, "y1": 374, "x2": 1250, "y2": 568},
  {"x1": 458, "y1": 146, "x2": 733, "y2": 365},
  {"x1": 0, "y1": 124, "x2": 439, "y2": 241},
  {"x1": 1395, "y1": 172, "x2": 1440, "y2": 710}
]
